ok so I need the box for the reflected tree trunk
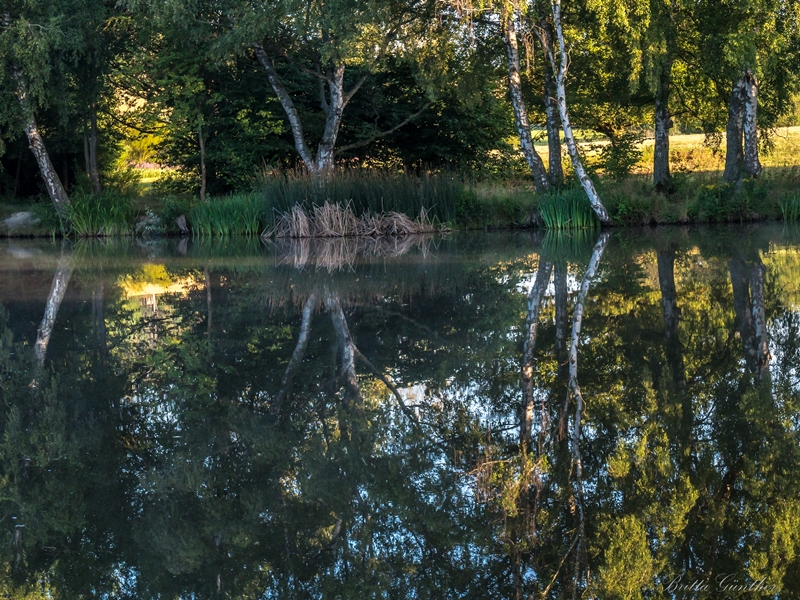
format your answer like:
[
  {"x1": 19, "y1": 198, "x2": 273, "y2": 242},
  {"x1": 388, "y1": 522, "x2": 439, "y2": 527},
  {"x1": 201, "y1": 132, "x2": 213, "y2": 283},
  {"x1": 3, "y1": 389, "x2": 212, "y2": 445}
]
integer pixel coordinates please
[
  {"x1": 205, "y1": 267, "x2": 213, "y2": 347},
  {"x1": 657, "y1": 247, "x2": 686, "y2": 392},
  {"x1": 554, "y1": 261, "x2": 569, "y2": 372},
  {"x1": 274, "y1": 293, "x2": 317, "y2": 414},
  {"x1": 34, "y1": 254, "x2": 74, "y2": 365},
  {"x1": 521, "y1": 259, "x2": 552, "y2": 449},
  {"x1": 325, "y1": 292, "x2": 362, "y2": 408},
  {"x1": 562, "y1": 232, "x2": 609, "y2": 597},
  {"x1": 749, "y1": 260, "x2": 770, "y2": 380},
  {"x1": 91, "y1": 281, "x2": 107, "y2": 360},
  {"x1": 729, "y1": 257, "x2": 758, "y2": 372}
]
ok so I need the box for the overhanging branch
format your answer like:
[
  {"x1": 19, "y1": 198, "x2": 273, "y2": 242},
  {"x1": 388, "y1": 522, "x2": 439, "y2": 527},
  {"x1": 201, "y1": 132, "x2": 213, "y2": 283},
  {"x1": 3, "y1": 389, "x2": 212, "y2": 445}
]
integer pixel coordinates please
[{"x1": 335, "y1": 102, "x2": 431, "y2": 155}]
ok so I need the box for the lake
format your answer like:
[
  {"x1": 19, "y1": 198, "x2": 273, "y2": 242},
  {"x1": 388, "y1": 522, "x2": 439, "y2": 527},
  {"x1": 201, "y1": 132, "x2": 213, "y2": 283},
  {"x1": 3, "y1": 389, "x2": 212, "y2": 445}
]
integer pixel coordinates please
[{"x1": 1, "y1": 225, "x2": 798, "y2": 598}]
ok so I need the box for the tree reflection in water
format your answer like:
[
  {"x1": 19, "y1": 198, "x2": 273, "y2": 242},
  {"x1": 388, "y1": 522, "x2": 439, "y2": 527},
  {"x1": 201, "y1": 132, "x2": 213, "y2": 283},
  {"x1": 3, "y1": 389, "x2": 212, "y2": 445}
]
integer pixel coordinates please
[{"x1": 1, "y1": 227, "x2": 799, "y2": 598}]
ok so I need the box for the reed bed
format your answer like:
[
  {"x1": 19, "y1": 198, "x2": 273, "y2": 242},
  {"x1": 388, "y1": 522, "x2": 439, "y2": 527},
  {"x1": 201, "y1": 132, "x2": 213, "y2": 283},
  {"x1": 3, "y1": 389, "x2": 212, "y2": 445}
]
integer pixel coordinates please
[
  {"x1": 263, "y1": 201, "x2": 444, "y2": 239},
  {"x1": 779, "y1": 191, "x2": 800, "y2": 221},
  {"x1": 66, "y1": 192, "x2": 135, "y2": 237},
  {"x1": 255, "y1": 168, "x2": 465, "y2": 224},
  {"x1": 536, "y1": 188, "x2": 599, "y2": 230}
]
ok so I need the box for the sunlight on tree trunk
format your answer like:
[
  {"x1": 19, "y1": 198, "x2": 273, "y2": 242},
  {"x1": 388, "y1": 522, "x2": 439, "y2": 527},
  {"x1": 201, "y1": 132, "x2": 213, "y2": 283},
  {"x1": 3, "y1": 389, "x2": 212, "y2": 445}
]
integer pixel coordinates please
[
  {"x1": 743, "y1": 70, "x2": 762, "y2": 178},
  {"x1": 653, "y1": 58, "x2": 673, "y2": 193},
  {"x1": 723, "y1": 78, "x2": 746, "y2": 184}
]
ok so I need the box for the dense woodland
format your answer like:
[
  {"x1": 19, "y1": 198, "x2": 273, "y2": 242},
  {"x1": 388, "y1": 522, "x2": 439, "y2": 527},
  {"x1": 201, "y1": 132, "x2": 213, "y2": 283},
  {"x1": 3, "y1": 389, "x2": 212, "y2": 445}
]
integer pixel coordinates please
[{"x1": 2, "y1": 0, "x2": 800, "y2": 224}]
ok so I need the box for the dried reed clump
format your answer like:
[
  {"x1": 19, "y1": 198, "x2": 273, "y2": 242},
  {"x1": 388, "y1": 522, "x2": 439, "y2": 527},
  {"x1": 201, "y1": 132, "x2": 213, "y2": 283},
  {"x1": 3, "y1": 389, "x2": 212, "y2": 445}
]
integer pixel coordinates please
[{"x1": 263, "y1": 201, "x2": 443, "y2": 239}]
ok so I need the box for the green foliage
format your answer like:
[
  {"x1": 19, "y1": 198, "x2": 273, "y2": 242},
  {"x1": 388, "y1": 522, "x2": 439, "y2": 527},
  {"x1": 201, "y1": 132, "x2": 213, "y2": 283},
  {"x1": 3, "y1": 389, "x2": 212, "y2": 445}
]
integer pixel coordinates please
[
  {"x1": 605, "y1": 191, "x2": 653, "y2": 225},
  {"x1": 537, "y1": 187, "x2": 600, "y2": 229},
  {"x1": 598, "y1": 131, "x2": 646, "y2": 181},
  {"x1": 66, "y1": 192, "x2": 137, "y2": 236}
]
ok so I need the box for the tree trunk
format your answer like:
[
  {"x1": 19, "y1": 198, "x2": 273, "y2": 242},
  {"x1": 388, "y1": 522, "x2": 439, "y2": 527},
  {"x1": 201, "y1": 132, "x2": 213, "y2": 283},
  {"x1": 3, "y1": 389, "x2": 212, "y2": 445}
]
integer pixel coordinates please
[
  {"x1": 550, "y1": 0, "x2": 610, "y2": 222},
  {"x1": 653, "y1": 57, "x2": 673, "y2": 193},
  {"x1": 254, "y1": 46, "x2": 316, "y2": 171},
  {"x1": 520, "y1": 259, "x2": 553, "y2": 448},
  {"x1": 89, "y1": 103, "x2": 101, "y2": 194},
  {"x1": 199, "y1": 122, "x2": 207, "y2": 201},
  {"x1": 315, "y1": 64, "x2": 346, "y2": 174},
  {"x1": 723, "y1": 78, "x2": 746, "y2": 184},
  {"x1": 34, "y1": 255, "x2": 74, "y2": 365},
  {"x1": 503, "y1": 11, "x2": 550, "y2": 193},
  {"x1": 544, "y1": 67, "x2": 563, "y2": 187},
  {"x1": 255, "y1": 46, "x2": 351, "y2": 175},
  {"x1": 743, "y1": 70, "x2": 761, "y2": 178},
  {"x1": 23, "y1": 116, "x2": 71, "y2": 219}
]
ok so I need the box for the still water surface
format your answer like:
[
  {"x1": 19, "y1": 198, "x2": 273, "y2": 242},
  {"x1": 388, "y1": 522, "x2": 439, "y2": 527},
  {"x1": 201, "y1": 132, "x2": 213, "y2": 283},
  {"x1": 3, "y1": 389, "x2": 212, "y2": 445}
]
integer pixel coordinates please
[{"x1": 1, "y1": 226, "x2": 799, "y2": 598}]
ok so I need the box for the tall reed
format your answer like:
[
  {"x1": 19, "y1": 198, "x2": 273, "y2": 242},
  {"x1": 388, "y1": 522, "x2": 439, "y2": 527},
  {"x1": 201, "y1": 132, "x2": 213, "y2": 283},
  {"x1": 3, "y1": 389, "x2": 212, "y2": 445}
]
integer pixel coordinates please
[
  {"x1": 66, "y1": 192, "x2": 135, "y2": 237},
  {"x1": 537, "y1": 188, "x2": 599, "y2": 229},
  {"x1": 779, "y1": 192, "x2": 800, "y2": 221},
  {"x1": 254, "y1": 168, "x2": 465, "y2": 225},
  {"x1": 190, "y1": 193, "x2": 265, "y2": 236}
]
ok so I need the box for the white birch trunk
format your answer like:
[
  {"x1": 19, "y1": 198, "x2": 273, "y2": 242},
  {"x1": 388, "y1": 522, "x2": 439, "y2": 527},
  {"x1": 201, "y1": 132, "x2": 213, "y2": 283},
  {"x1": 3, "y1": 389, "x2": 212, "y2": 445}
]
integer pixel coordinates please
[
  {"x1": 15, "y1": 75, "x2": 71, "y2": 218},
  {"x1": 749, "y1": 261, "x2": 769, "y2": 380},
  {"x1": 723, "y1": 78, "x2": 746, "y2": 184},
  {"x1": 34, "y1": 255, "x2": 74, "y2": 365},
  {"x1": 566, "y1": 232, "x2": 609, "y2": 480},
  {"x1": 255, "y1": 46, "x2": 350, "y2": 175},
  {"x1": 520, "y1": 259, "x2": 553, "y2": 447},
  {"x1": 550, "y1": 0, "x2": 609, "y2": 222},
  {"x1": 743, "y1": 71, "x2": 762, "y2": 178},
  {"x1": 274, "y1": 293, "x2": 317, "y2": 412},
  {"x1": 504, "y1": 11, "x2": 550, "y2": 193}
]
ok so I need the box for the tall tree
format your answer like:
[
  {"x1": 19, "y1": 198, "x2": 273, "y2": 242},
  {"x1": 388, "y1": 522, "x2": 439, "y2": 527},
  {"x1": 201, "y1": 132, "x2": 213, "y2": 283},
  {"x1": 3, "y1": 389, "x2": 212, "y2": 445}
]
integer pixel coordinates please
[
  {"x1": 129, "y1": 0, "x2": 441, "y2": 175},
  {"x1": 0, "y1": 3, "x2": 80, "y2": 217}
]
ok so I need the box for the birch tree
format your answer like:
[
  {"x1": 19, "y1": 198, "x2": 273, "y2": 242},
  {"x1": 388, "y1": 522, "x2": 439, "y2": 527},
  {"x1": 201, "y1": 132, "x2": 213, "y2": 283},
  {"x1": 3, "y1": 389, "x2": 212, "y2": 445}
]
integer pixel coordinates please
[
  {"x1": 129, "y1": 0, "x2": 440, "y2": 175},
  {"x1": 0, "y1": 4, "x2": 74, "y2": 217},
  {"x1": 546, "y1": 0, "x2": 610, "y2": 222}
]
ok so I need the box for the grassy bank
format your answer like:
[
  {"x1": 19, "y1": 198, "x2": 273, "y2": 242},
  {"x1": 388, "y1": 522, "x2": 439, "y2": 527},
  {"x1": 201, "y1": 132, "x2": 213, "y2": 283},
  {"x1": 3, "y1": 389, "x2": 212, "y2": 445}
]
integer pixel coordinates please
[{"x1": 4, "y1": 163, "x2": 800, "y2": 238}]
